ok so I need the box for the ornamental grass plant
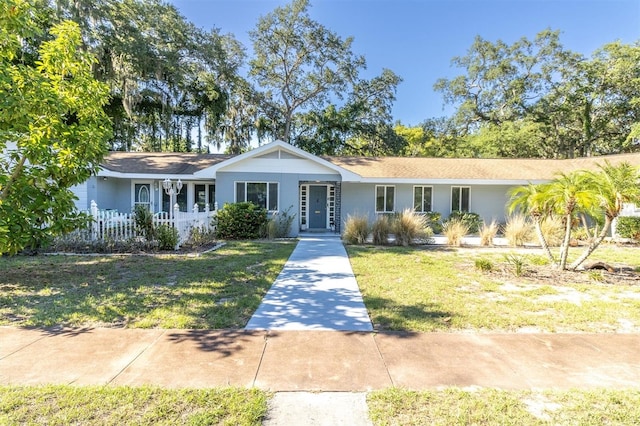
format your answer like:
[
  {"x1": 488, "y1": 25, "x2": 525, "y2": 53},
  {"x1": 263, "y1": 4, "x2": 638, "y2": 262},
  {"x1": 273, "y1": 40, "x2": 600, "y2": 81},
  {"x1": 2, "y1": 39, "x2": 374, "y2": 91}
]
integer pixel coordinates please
[
  {"x1": 343, "y1": 214, "x2": 369, "y2": 244},
  {"x1": 504, "y1": 214, "x2": 533, "y2": 247},
  {"x1": 442, "y1": 218, "x2": 469, "y2": 246},
  {"x1": 392, "y1": 208, "x2": 429, "y2": 246}
]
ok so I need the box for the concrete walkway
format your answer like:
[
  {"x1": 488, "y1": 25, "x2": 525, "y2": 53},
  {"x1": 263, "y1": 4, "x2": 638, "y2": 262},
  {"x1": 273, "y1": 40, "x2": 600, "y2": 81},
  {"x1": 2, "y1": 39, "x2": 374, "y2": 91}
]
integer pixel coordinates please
[
  {"x1": 1, "y1": 327, "x2": 639, "y2": 390},
  {"x1": 246, "y1": 234, "x2": 373, "y2": 331}
]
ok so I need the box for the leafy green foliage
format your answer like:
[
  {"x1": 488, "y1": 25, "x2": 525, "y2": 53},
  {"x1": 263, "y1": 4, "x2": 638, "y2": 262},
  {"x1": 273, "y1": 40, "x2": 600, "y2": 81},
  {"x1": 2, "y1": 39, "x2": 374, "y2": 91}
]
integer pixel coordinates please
[
  {"x1": 435, "y1": 30, "x2": 640, "y2": 158},
  {"x1": 504, "y1": 253, "x2": 527, "y2": 277},
  {"x1": 615, "y1": 217, "x2": 640, "y2": 241},
  {"x1": 156, "y1": 225, "x2": 179, "y2": 250},
  {"x1": 475, "y1": 258, "x2": 493, "y2": 272},
  {"x1": 266, "y1": 205, "x2": 296, "y2": 239},
  {"x1": 133, "y1": 205, "x2": 155, "y2": 240},
  {"x1": 508, "y1": 162, "x2": 640, "y2": 270},
  {"x1": 0, "y1": 3, "x2": 111, "y2": 254},
  {"x1": 216, "y1": 202, "x2": 268, "y2": 240},
  {"x1": 446, "y1": 211, "x2": 482, "y2": 233}
]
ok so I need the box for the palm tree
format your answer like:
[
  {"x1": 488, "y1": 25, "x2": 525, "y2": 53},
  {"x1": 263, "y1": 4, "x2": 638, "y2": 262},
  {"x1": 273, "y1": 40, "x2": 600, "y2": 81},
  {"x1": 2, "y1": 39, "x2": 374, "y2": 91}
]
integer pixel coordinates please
[
  {"x1": 507, "y1": 183, "x2": 556, "y2": 265},
  {"x1": 540, "y1": 171, "x2": 598, "y2": 270},
  {"x1": 569, "y1": 162, "x2": 640, "y2": 270}
]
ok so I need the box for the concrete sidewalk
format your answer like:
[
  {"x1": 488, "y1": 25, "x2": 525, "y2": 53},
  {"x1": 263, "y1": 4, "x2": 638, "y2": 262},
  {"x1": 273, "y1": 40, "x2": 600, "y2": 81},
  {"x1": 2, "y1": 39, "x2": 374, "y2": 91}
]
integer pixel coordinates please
[
  {"x1": 2, "y1": 327, "x2": 639, "y2": 390},
  {"x1": 246, "y1": 234, "x2": 372, "y2": 331}
]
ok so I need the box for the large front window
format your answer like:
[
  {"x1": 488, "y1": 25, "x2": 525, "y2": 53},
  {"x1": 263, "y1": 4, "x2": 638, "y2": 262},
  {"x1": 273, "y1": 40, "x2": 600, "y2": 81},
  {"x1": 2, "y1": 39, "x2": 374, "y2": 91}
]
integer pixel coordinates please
[
  {"x1": 376, "y1": 185, "x2": 395, "y2": 213},
  {"x1": 451, "y1": 186, "x2": 470, "y2": 212},
  {"x1": 236, "y1": 182, "x2": 278, "y2": 211},
  {"x1": 413, "y1": 186, "x2": 433, "y2": 212}
]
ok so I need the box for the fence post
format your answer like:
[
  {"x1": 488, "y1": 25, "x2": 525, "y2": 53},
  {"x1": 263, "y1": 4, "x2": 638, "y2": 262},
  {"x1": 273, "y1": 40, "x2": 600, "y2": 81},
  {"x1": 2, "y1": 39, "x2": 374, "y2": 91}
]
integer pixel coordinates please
[
  {"x1": 193, "y1": 203, "x2": 199, "y2": 214},
  {"x1": 90, "y1": 200, "x2": 99, "y2": 241}
]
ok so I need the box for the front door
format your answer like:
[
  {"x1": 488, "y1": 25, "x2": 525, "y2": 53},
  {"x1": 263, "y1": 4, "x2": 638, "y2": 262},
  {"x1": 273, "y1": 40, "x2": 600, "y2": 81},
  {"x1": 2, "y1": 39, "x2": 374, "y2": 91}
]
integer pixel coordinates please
[{"x1": 309, "y1": 186, "x2": 327, "y2": 229}]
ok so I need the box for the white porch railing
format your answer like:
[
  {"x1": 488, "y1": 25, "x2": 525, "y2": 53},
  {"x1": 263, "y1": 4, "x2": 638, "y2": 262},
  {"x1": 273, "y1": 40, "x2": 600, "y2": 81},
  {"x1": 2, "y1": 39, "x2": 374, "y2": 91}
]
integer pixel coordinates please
[{"x1": 83, "y1": 200, "x2": 217, "y2": 247}]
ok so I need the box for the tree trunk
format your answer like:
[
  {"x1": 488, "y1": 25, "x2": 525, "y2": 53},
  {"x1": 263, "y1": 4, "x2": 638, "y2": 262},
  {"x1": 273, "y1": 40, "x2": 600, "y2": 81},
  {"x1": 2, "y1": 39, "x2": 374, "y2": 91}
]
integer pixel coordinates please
[
  {"x1": 569, "y1": 216, "x2": 613, "y2": 271},
  {"x1": 533, "y1": 216, "x2": 557, "y2": 266},
  {"x1": 559, "y1": 213, "x2": 573, "y2": 270}
]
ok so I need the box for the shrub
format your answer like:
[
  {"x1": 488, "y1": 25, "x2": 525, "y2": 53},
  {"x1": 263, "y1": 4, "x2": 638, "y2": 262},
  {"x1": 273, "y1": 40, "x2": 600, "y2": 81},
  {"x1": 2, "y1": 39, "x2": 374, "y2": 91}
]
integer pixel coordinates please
[
  {"x1": 424, "y1": 211, "x2": 443, "y2": 234},
  {"x1": 616, "y1": 216, "x2": 640, "y2": 241},
  {"x1": 343, "y1": 214, "x2": 369, "y2": 244},
  {"x1": 447, "y1": 211, "x2": 481, "y2": 234},
  {"x1": 442, "y1": 218, "x2": 469, "y2": 246},
  {"x1": 156, "y1": 225, "x2": 179, "y2": 250},
  {"x1": 266, "y1": 205, "x2": 296, "y2": 239},
  {"x1": 479, "y1": 220, "x2": 498, "y2": 246},
  {"x1": 475, "y1": 258, "x2": 493, "y2": 272},
  {"x1": 216, "y1": 202, "x2": 268, "y2": 240},
  {"x1": 133, "y1": 204, "x2": 155, "y2": 240},
  {"x1": 540, "y1": 215, "x2": 564, "y2": 247},
  {"x1": 371, "y1": 215, "x2": 391, "y2": 245},
  {"x1": 504, "y1": 214, "x2": 532, "y2": 247},
  {"x1": 392, "y1": 209, "x2": 429, "y2": 246},
  {"x1": 186, "y1": 225, "x2": 216, "y2": 248}
]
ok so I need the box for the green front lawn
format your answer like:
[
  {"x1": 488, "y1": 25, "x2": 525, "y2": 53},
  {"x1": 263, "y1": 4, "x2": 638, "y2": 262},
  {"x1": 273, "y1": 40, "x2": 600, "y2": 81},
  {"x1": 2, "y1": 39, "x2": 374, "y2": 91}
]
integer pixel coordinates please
[
  {"x1": 0, "y1": 385, "x2": 268, "y2": 425},
  {"x1": 0, "y1": 241, "x2": 295, "y2": 329},
  {"x1": 348, "y1": 244, "x2": 640, "y2": 333},
  {"x1": 368, "y1": 388, "x2": 640, "y2": 426}
]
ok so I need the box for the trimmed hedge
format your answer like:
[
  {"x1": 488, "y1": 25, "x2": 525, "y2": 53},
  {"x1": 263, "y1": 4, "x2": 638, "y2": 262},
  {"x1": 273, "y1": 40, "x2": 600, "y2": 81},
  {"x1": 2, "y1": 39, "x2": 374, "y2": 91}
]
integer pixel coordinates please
[
  {"x1": 216, "y1": 202, "x2": 268, "y2": 240},
  {"x1": 616, "y1": 216, "x2": 640, "y2": 241}
]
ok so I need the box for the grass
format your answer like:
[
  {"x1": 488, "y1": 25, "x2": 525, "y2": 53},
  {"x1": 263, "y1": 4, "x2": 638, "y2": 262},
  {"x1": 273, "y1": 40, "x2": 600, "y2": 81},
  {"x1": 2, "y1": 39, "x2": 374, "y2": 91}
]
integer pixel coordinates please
[
  {"x1": 0, "y1": 385, "x2": 268, "y2": 425},
  {"x1": 368, "y1": 388, "x2": 640, "y2": 426},
  {"x1": 347, "y1": 245, "x2": 640, "y2": 332},
  {"x1": 0, "y1": 241, "x2": 295, "y2": 328}
]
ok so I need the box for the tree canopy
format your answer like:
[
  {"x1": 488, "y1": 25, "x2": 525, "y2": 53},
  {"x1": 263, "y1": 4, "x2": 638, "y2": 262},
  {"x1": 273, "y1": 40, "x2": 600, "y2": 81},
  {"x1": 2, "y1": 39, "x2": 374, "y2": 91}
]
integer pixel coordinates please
[
  {"x1": 0, "y1": 0, "x2": 112, "y2": 254},
  {"x1": 434, "y1": 30, "x2": 640, "y2": 159}
]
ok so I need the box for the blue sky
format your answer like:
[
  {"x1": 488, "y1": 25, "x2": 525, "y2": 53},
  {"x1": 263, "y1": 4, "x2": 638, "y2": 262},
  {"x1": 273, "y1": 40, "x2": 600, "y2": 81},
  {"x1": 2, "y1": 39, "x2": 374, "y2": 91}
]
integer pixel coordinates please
[{"x1": 168, "y1": 0, "x2": 640, "y2": 127}]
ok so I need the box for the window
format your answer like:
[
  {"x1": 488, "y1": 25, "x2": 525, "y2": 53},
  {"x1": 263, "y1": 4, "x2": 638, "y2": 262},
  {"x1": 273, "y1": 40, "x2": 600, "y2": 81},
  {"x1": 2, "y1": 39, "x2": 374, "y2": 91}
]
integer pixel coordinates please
[
  {"x1": 208, "y1": 184, "x2": 216, "y2": 209},
  {"x1": 194, "y1": 184, "x2": 215, "y2": 211},
  {"x1": 451, "y1": 186, "x2": 470, "y2": 212},
  {"x1": 163, "y1": 189, "x2": 188, "y2": 212},
  {"x1": 134, "y1": 184, "x2": 151, "y2": 209},
  {"x1": 376, "y1": 185, "x2": 395, "y2": 213},
  {"x1": 236, "y1": 182, "x2": 278, "y2": 211},
  {"x1": 413, "y1": 186, "x2": 433, "y2": 212}
]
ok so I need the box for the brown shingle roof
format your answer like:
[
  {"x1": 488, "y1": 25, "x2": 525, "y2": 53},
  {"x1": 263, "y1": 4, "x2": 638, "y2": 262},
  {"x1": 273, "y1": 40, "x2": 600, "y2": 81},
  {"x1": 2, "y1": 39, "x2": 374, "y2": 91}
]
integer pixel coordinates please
[
  {"x1": 100, "y1": 150, "x2": 640, "y2": 181},
  {"x1": 327, "y1": 153, "x2": 640, "y2": 181},
  {"x1": 100, "y1": 152, "x2": 233, "y2": 175}
]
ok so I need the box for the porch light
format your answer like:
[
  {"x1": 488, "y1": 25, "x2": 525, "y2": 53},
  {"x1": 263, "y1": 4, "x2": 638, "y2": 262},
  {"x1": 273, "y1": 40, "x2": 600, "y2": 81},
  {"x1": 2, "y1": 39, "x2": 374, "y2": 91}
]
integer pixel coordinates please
[{"x1": 162, "y1": 178, "x2": 183, "y2": 219}]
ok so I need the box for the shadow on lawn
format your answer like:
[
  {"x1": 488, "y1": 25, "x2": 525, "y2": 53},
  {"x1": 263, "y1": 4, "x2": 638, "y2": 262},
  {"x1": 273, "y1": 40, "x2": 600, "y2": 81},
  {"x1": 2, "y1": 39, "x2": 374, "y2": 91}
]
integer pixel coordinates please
[
  {"x1": 364, "y1": 296, "x2": 455, "y2": 332},
  {"x1": 0, "y1": 241, "x2": 295, "y2": 329}
]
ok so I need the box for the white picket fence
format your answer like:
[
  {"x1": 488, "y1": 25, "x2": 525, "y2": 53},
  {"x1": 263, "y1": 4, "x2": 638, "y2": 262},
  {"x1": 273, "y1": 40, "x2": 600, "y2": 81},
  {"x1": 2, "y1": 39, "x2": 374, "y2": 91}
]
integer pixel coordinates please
[{"x1": 84, "y1": 200, "x2": 217, "y2": 248}]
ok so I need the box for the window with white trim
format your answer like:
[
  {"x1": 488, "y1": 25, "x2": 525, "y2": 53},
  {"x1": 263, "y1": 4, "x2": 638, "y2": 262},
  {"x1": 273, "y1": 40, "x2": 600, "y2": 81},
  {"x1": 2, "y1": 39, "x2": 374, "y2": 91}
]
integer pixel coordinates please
[
  {"x1": 375, "y1": 185, "x2": 395, "y2": 213},
  {"x1": 134, "y1": 183, "x2": 151, "y2": 210},
  {"x1": 413, "y1": 186, "x2": 433, "y2": 212},
  {"x1": 451, "y1": 186, "x2": 470, "y2": 212},
  {"x1": 236, "y1": 182, "x2": 278, "y2": 211}
]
